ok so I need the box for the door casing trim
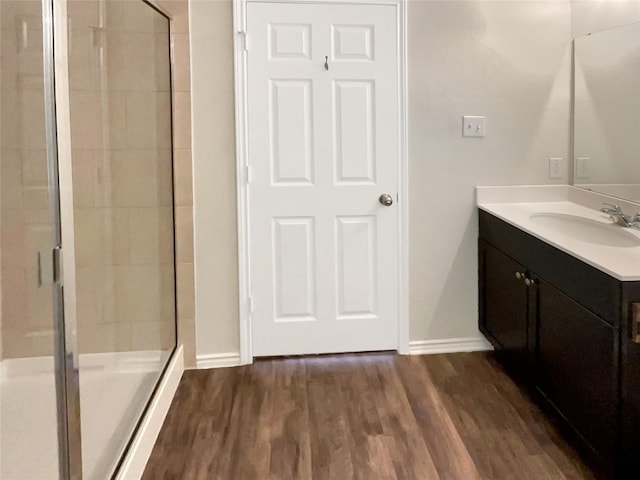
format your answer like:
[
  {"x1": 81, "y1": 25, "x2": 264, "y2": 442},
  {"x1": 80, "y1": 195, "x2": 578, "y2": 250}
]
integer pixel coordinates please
[{"x1": 233, "y1": 0, "x2": 409, "y2": 364}]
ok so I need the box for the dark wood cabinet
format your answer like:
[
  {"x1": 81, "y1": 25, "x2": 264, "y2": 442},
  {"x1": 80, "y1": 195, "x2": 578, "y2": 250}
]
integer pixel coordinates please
[
  {"x1": 479, "y1": 243, "x2": 530, "y2": 376},
  {"x1": 479, "y1": 209, "x2": 640, "y2": 479},
  {"x1": 620, "y1": 283, "x2": 640, "y2": 478},
  {"x1": 536, "y1": 279, "x2": 617, "y2": 458}
]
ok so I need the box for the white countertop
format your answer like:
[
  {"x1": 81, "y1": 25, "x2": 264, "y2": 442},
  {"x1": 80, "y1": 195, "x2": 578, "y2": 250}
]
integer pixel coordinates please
[{"x1": 476, "y1": 186, "x2": 640, "y2": 281}]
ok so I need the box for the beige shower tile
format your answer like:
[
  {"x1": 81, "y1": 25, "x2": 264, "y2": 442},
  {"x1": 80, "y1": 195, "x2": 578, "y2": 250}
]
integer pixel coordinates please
[
  {"x1": 71, "y1": 149, "x2": 95, "y2": 208},
  {"x1": 1, "y1": 267, "x2": 27, "y2": 326},
  {"x1": 178, "y1": 317, "x2": 196, "y2": 369},
  {"x1": 1, "y1": 225, "x2": 25, "y2": 269},
  {"x1": 103, "y1": 208, "x2": 130, "y2": 265},
  {"x1": 108, "y1": 92, "x2": 128, "y2": 150},
  {"x1": 106, "y1": 31, "x2": 157, "y2": 91},
  {"x1": 25, "y1": 267, "x2": 53, "y2": 327},
  {"x1": 76, "y1": 266, "x2": 106, "y2": 326},
  {"x1": 131, "y1": 320, "x2": 174, "y2": 351},
  {"x1": 160, "y1": 261, "x2": 176, "y2": 321},
  {"x1": 128, "y1": 207, "x2": 161, "y2": 264},
  {"x1": 175, "y1": 206, "x2": 193, "y2": 263},
  {"x1": 125, "y1": 91, "x2": 171, "y2": 149},
  {"x1": 124, "y1": 0, "x2": 165, "y2": 33},
  {"x1": 74, "y1": 208, "x2": 105, "y2": 268},
  {"x1": 0, "y1": 91, "x2": 19, "y2": 149},
  {"x1": 155, "y1": 33, "x2": 171, "y2": 92},
  {"x1": 111, "y1": 150, "x2": 159, "y2": 207},
  {"x1": 176, "y1": 262, "x2": 194, "y2": 320},
  {"x1": 67, "y1": 0, "x2": 100, "y2": 30},
  {"x1": 19, "y1": 89, "x2": 47, "y2": 149},
  {"x1": 70, "y1": 91, "x2": 103, "y2": 149},
  {"x1": 78, "y1": 321, "x2": 133, "y2": 354},
  {"x1": 23, "y1": 208, "x2": 53, "y2": 226},
  {"x1": 22, "y1": 187, "x2": 49, "y2": 211},
  {"x1": 68, "y1": 29, "x2": 97, "y2": 92},
  {"x1": 109, "y1": 264, "x2": 163, "y2": 325},
  {"x1": 173, "y1": 92, "x2": 191, "y2": 149},
  {"x1": 172, "y1": 33, "x2": 191, "y2": 93},
  {"x1": 158, "y1": 206, "x2": 175, "y2": 264},
  {"x1": 94, "y1": 151, "x2": 115, "y2": 208},
  {"x1": 1, "y1": 149, "x2": 23, "y2": 209},
  {"x1": 157, "y1": 0, "x2": 189, "y2": 34},
  {"x1": 21, "y1": 149, "x2": 48, "y2": 187},
  {"x1": 158, "y1": 148, "x2": 174, "y2": 206},
  {"x1": 104, "y1": 0, "x2": 125, "y2": 31},
  {"x1": 173, "y1": 149, "x2": 193, "y2": 206}
]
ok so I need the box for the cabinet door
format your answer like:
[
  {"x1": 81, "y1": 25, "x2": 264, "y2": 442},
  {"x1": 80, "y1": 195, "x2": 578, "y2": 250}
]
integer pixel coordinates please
[
  {"x1": 479, "y1": 241, "x2": 529, "y2": 374},
  {"x1": 620, "y1": 289, "x2": 640, "y2": 478},
  {"x1": 621, "y1": 334, "x2": 640, "y2": 477},
  {"x1": 536, "y1": 279, "x2": 617, "y2": 458}
]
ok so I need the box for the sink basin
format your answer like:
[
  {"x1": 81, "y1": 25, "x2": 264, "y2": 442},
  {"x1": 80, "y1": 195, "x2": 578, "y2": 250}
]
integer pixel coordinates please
[{"x1": 530, "y1": 213, "x2": 640, "y2": 248}]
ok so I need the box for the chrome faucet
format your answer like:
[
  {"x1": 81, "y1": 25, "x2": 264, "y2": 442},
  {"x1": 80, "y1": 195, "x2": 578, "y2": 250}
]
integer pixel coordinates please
[{"x1": 601, "y1": 203, "x2": 640, "y2": 229}]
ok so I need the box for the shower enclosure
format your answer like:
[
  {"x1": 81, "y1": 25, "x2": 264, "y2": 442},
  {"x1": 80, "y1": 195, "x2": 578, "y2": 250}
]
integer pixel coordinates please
[{"x1": 0, "y1": 1, "x2": 177, "y2": 478}]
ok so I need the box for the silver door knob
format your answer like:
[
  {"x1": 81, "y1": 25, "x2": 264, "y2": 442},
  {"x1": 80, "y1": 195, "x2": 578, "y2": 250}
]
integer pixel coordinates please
[{"x1": 379, "y1": 194, "x2": 393, "y2": 206}]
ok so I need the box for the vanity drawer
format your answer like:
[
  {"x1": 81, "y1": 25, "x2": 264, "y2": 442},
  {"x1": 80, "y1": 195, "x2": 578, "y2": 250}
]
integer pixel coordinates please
[{"x1": 479, "y1": 210, "x2": 621, "y2": 325}]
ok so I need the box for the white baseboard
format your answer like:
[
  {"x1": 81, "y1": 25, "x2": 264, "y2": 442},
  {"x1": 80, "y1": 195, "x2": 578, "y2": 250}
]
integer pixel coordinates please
[
  {"x1": 196, "y1": 352, "x2": 242, "y2": 369},
  {"x1": 409, "y1": 336, "x2": 493, "y2": 355},
  {"x1": 115, "y1": 345, "x2": 184, "y2": 480}
]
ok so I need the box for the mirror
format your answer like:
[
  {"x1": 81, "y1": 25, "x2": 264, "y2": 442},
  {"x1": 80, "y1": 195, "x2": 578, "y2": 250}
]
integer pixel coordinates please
[{"x1": 573, "y1": 22, "x2": 640, "y2": 204}]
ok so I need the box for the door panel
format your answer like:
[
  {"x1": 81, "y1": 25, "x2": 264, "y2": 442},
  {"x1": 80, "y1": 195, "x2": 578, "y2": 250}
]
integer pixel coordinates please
[
  {"x1": 333, "y1": 80, "x2": 375, "y2": 184},
  {"x1": 270, "y1": 79, "x2": 314, "y2": 184},
  {"x1": 248, "y1": 3, "x2": 399, "y2": 356},
  {"x1": 272, "y1": 217, "x2": 317, "y2": 322},
  {"x1": 336, "y1": 215, "x2": 377, "y2": 319}
]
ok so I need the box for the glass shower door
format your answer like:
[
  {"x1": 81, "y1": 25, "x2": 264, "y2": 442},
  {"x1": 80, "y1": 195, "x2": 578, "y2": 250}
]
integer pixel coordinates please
[
  {"x1": 66, "y1": 1, "x2": 177, "y2": 478},
  {"x1": 0, "y1": 0, "x2": 80, "y2": 478}
]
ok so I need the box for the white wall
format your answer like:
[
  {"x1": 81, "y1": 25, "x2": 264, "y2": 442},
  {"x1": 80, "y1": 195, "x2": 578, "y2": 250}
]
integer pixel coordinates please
[
  {"x1": 189, "y1": 0, "x2": 240, "y2": 357},
  {"x1": 189, "y1": 0, "x2": 628, "y2": 360},
  {"x1": 408, "y1": 0, "x2": 571, "y2": 341}
]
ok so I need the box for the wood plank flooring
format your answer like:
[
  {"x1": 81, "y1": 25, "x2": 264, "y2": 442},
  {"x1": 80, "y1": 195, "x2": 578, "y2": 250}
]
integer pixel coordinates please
[{"x1": 143, "y1": 352, "x2": 595, "y2": 480}]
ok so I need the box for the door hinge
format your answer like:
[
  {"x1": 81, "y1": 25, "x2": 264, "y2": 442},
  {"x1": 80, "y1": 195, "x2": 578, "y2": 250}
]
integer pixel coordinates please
[
  {"x1": 245, "y1": 165, "x2": 252, "y2": 184},
  {"x1": 241, "y1": 31, "x2": 249, "y2": 52}
]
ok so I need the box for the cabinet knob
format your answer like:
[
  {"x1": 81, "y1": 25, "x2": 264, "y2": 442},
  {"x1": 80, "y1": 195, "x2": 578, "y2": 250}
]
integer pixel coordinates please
[
  {"x1": 515, "y1": 272, "x2": 523, "y2": 280},
  {"x1": 524, "y1": 278, "x2": 533, "y2": 287}
]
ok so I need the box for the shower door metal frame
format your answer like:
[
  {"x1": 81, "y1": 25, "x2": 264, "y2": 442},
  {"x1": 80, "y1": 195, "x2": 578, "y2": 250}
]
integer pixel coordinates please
[{"x1": 42, "y1": 0, "x2": 83, "y2": 478}]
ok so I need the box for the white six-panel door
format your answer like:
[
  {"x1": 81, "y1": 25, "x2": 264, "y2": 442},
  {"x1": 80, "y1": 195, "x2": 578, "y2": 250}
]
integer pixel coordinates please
[{"x1": 247, "y1": 2, "x2": 399, "y2": 356}]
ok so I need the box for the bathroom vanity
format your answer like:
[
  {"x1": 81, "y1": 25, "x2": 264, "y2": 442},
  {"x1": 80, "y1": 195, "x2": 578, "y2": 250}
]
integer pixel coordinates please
[{"x1": 477, "y1": 186, "x2": 640, "y2": 479}]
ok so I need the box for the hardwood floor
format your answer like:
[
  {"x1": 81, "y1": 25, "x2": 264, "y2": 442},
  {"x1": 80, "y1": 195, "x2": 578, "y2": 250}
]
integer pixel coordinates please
[{"x1": 143, "y1": 352, "x2": 595, "y2": 480}]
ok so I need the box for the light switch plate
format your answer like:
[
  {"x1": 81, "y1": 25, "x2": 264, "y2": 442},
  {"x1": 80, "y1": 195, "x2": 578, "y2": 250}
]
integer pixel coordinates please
[
  {"x1": 462, "y1": 116, "x2": 486, "y2": 138},
  {"x1": 549, "y1": 157, "x2": 562, "y2": 179}
]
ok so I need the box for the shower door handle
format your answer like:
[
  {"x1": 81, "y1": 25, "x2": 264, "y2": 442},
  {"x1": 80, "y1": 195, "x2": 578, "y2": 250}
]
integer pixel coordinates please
[{"x1": 37, "y1": 246, "x2": 62, "y2": 287}]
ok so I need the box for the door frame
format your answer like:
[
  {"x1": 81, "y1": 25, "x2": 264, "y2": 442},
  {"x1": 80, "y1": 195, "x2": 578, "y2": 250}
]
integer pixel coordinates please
[{"x1": 233, "y1": 0, "x2": 409, "y2": 364}]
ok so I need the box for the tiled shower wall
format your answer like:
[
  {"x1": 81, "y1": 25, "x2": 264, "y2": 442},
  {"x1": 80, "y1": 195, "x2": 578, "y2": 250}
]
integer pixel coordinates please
[
  {"x1": 0, "y1": 0, "x2": 195, "y2": 368},
  {"x1": 69, "y1": 0, "x2": 177, "y2": 357}
]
